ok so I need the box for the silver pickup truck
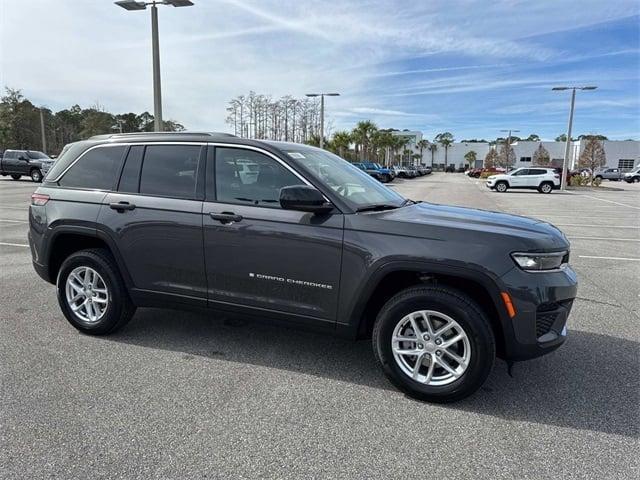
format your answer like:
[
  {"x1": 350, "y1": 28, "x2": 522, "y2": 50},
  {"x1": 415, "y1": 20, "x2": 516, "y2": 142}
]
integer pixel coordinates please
[{"x1": 594, "y1": 168, "x2": 624, "y2": 181}]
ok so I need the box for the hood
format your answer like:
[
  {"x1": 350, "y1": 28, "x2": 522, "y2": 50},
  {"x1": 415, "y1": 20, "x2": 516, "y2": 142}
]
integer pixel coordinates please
[{"x1": 366, "y1": 202, "x2": 569, "y2": 251}]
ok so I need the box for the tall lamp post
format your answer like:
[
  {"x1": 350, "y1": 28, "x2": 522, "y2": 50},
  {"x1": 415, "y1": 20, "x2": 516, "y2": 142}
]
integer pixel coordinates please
[
  {"x1": 115, "y1": 0, "x2": 194, "y2": 132},
  {"x1": 499, "y1": 129, "x2": 519, "y2": 169},
  {"x1": 305, "y1": 93, "x2": 340, "y2": 149},
  {"x1": 552, "y1": 86, "x2": 597, "y2": 190}
]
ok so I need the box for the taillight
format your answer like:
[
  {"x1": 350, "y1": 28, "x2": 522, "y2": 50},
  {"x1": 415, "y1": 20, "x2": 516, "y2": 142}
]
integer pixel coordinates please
[{"x1": 31, "y1": 193, "x2": 50, "y2": 206}]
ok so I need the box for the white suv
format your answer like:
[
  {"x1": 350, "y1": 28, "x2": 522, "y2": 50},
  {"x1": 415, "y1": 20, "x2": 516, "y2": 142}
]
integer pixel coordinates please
[{"x1": 486, "y1": 167, "x2": 560, "y2": 194}]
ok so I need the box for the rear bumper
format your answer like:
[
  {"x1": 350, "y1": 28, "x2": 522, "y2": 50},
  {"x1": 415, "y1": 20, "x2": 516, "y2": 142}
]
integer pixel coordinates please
[{"x1": 499, "y1": 265, "x2": 578, "y2": 361}]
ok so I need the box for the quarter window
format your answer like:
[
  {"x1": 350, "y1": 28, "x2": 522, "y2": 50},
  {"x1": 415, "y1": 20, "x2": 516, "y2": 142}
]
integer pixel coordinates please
[
  {"x1": 58, "y1": 146, "x2": 126, "y2": 190},
  {"x1": 139, "y1": 145, "x2": 201, "y2": 199},
  {"x1": 215, "y1": 148, "x2": 302, "y2": 208}
]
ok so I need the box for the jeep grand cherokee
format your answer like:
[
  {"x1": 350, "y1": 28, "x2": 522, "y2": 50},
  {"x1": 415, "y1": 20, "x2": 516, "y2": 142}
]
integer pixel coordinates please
[{"x1": 29, "y1": 132, "x2": 577, "y2": 403}]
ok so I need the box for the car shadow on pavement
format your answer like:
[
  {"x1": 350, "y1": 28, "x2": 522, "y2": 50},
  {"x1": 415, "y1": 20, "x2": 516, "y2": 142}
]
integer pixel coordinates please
[{"x1": 108, "y1": 308, "x2": 638, "y2": 438}]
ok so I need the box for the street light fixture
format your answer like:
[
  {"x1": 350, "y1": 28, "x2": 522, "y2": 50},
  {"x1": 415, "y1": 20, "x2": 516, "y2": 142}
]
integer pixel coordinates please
[
  {"x1": 115, "y1": 0, "x2": 194, "y2": 131},
  {"x1": 552, "y1": 85, "x2": 597, "y2": 190},
  {"x1": 305, "y1": 92, "x2": 340, "y2": 149}
]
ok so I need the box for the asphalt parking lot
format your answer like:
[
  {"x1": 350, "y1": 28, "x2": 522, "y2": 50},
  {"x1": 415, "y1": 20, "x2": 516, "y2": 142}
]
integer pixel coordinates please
[{"x1": 1, "y1": 174, "x2": 638, "y2": 479}]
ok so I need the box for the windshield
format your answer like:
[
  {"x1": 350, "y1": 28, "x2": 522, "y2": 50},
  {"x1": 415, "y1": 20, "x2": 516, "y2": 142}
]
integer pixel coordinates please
[
  {"x1": 27, "y1": 151, "x2": 50, "y2": 159},
  {"x1": 279, "y1": 146, "x2": 406, "y2": 209}
]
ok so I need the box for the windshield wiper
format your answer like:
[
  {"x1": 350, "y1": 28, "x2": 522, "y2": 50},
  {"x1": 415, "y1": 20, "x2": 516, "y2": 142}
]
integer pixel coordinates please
[{"x1": 355, "y1": 203, "x2": 401, "y2": 213}]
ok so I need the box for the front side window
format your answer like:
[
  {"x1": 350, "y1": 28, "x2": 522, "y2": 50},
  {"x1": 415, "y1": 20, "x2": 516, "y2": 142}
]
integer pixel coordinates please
[
  {"x1": 510, "y1": 168, "x2": 529, "y2": 176},
  {"x1": 58, "y1": 146, "x2": 126, "y2": 190},
  {"x1": 139, "y1": 145, "x2": 201, "y2": 199},
  {"x1": 277, "y1": 145, "x2": 406, "y2": 209},
  {"x1": 27, "y1": 151, "x2": 49, "y2": 159},
  {"x1": 215, "y1": 148, "x2": 301, "y2": 208}
]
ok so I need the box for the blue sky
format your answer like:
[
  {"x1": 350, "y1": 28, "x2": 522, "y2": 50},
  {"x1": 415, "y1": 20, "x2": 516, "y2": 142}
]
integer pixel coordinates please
[{"x1": 1, "y1": 0, "x2": 638, "y2": 141}]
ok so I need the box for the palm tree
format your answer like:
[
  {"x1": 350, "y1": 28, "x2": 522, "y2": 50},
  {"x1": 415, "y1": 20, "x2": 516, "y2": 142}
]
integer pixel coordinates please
[
  {"x1": 428, "y1": 143, "x2": 438, "y2": 167},
  {"x1": 351, "y1": 120, "x2": 377, "y2": 161},
  {"x1": 330, "y1": 130, "x2": 352, "y2": 158},
  {"x1": 434, "y1": 132, "x2": 454, "y2": 170},
  {"x1": 416, "y1": 139, "x2": 429, "y2": 165}
]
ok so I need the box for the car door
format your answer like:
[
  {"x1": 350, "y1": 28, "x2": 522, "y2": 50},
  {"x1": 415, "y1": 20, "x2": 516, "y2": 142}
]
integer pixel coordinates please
[
  {"x1": 98, "y1": 143, "x2": 208, "y2": 304},
  {"x1": 202, "y1": 145, "x2": 344, "y2": 325},
  {"x1": 526, "y1": 168, "x2": 546, "y2": 187},
  {"x1": 509, "y1": 169, "x2": 529, "y2": 187}
]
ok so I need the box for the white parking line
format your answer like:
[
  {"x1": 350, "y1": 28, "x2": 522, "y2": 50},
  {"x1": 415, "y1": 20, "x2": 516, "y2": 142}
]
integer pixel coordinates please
[
  {"x1": 0, "y1": 206, "x2": 29, "y2": 210},
  {"x1": 554, "y1": 224, "x2": 639, "y2": 229},
  {"x1": 580, "y1": 194, "x2": 640, "y2": 210},
  {"x1": 0, "y1": 242, "x2": 29, "y2": 247},
  {"x1": 0, "y1": 219, "x2": 28, "y2": 223},
  {"x1": 568, "y1": 236, "x2": 640, "y2": 242},
  {"x1": 578, "y1": 255, "x2": 640, "y2": 262}
]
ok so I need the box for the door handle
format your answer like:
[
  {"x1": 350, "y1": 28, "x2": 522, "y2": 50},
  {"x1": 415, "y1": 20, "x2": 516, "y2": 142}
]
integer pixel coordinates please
[
  {"x1": 209, "y1": 212, "x2": 243, "y2": 224},
  {"x1": 110, "y1": 201, "x2": 136, "y2": 212}
]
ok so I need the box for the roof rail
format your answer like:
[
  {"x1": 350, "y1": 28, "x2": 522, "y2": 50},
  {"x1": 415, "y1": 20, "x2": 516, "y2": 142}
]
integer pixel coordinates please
[{"x1": 88, "y1": 131, "x2": 237, "y2": 140}]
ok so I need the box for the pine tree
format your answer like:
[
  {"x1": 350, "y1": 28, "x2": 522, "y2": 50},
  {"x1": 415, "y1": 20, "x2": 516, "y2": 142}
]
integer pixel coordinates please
[
  {"x1": 579, "y1": 137, "x2": 606, "y2": 171},
  {"x1": 532, "y1": 144, "x2": 551, "y2": 166}
]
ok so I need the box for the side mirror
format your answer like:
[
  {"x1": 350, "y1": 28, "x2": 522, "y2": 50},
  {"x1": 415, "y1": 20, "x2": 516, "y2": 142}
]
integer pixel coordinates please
[{"x1": 280, "y1": 185, "x2": 333, "y2": 214}]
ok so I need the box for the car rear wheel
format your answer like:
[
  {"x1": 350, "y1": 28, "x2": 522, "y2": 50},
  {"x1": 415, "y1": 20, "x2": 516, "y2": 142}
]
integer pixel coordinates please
[
  {"x1": 382, "y1": 173, "x2": 391, "y2": 183},
  {"x1": 495, "y1": 181, "x2": 508, "y2": 193},
  {"x1": 10, "y1": 174, "x2": 21, "y2": 180},
  {"x1": 633, "y1": 177, "x2": 640, "y2": 183},
  {"x1": 57, "y1": 248, "x2": 135, "y2": 335},
  {"x1": 539, "y1": 182, "x2": 553, "y2": 194},
  {"x1": 30, "y1": 169, "x2": 43, "y2": 183},
  {"x1": 372, "y1": 286, "x2": 495, "y2": 403}
]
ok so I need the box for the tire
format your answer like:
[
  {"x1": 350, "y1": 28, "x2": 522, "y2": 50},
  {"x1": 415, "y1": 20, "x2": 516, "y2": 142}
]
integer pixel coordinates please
[
  {"x1": 10, "y1": 174, "x2": 21, "y2": 180},
  {"x1": 495, "y1": 181, "x2": 508, "y2": 193},
  {"x1": 372, "y1": 286, "x2": 495, "y2": 403},
  {"x1": 382, "y1": 174, "x2": 391, "y2": 183},
  {"x1": 30, "y1": 168, "x2": 43, "y2": 183},
  {"x1": 538, "y1": 182, "x2": 553, "y2": 194},
  {"x1": 595, "y1": 175, "x2": 603, "y2": 181},
  {"x1": 633, "y1": 177, "x2": 640, "y2": 183},
  {"x1": 56, "y1": 248, "x2": 135, "y2": 335}
]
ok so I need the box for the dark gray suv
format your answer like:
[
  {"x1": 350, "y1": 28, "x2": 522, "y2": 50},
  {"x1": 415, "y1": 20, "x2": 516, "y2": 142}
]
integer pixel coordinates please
[{"x1": 29, "y1": 132, "x2": 577, "y2": 402}]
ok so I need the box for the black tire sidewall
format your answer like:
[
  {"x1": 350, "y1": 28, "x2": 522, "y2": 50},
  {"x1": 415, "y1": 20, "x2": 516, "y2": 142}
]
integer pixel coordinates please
[
  {"x1": 56, "y1": 250, "x2": 129, "y2": 335},
  {"x1": 374, "y1": 288, "x2": 495, "y2": 403},
  {"x1": 31, "y1": 169, "x2": 42, "y2": 182}
]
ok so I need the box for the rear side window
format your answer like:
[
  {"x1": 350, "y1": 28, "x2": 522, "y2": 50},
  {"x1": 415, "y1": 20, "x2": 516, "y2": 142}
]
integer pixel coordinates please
[
  {"x1": 118, "y1": 146, "x2": 144, "y2": 193},
  {"x1": 58, "y1": 146, "x2": 126, "y2": 190},
  {"x1": 139, "y1": 145, "x2": 201, "y2": 199},
  {"x1": 529, "y1": 169, "x2": 547, "y2": 175}
]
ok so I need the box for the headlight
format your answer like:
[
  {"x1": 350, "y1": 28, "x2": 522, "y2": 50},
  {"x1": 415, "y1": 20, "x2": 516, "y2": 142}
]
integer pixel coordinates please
[{"x1": 511, "y1": 251, "x2": 568, "y2": 271}]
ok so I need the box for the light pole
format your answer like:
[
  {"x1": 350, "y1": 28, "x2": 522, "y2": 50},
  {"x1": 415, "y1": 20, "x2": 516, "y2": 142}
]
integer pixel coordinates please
[
  {"x1": 552, "y1": 86, "x2": 597, "y2": 190},
  {"x1": 499, "y1": 129, "x2": 519, "y2": 169},
  {"x1": 115, "y1": 0, "x2": 194, "y2": 132},
  {"x1": 305, "y1": 93, "x2": 340, "y2": 149},
  {"x1": 39, "y1": 108, "x2": 47, "y2": 154}
]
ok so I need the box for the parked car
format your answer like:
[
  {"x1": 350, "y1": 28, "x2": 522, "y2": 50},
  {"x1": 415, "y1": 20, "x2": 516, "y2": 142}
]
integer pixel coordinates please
[
  {"x1": 0, "y1": 149, "x2": 55, "y2": 182},
  {"x1": 353, "y1": 162, "x2": 394, "y2": 183},
  {"x1": 623, "y1": 167, "x2": 640, "y2": 183},
  {"x1": 407, "y1": 166, "x2": 420, "y2": 177},
  {"x1": 594, "y1": 168, "x2": 624, "y2": 181},
  {"x1": 417, "y1": 165, "x2": 432, "y2": 175},
  {"x1": 467, "y1": 168, "x2": 483, "y2": 178},
  {"x1": 392, "y1": 165, "x2": 417, "y2": 178},
  {"x1": 486, "y1": 167, "x2": 560, "y2": 194},
  {"x1": 28, "y1": 132, "x2": 577, "y2": 403}
]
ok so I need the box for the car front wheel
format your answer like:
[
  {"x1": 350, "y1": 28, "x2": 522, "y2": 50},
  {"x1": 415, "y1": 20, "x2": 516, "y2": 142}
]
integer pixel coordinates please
[
  {"x1": 373, "y1": 286, "x2": 495, "y2": 403},
  {"x1": 30, "y1": 169, "x2": 43, "y2": 182},
  {"x1": 57, "y1": 248, "x2": 135, "y2": 335},
  {"x1": 495, "y1": 181, "x2": 508, "y2": 193}
]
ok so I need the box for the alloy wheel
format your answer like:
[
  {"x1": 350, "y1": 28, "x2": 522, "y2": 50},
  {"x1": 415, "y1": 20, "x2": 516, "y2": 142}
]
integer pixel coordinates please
[
  {"x1": 65, "y1": 266, "x2": 109, "y2": 323},
  {"x1": 391, "y1": 310, "x2": 471, "y2": 386}
]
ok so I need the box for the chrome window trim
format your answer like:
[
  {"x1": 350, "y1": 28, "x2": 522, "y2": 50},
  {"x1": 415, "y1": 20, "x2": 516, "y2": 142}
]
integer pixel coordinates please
[
  {"x1": 207, "y1": 142, "x2": 313, "y2": 188},
  {"x1": 49, "y1": 142, "x2": 208, "y2": 183}
]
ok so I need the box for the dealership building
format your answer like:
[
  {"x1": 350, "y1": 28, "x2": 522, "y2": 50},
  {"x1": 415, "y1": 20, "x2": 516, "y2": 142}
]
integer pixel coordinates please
[{"x1": 395, "y1": 132, "x2": 640, "y2": 171}]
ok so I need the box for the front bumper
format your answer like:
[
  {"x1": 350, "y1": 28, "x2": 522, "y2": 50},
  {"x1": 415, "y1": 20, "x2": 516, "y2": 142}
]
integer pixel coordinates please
[
  {"x1": 498, "y1": 265, "x2": 577, "y2": 361},
  {"x1": 486, "y1": 179, "x2": 497, "y2": 188}
]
